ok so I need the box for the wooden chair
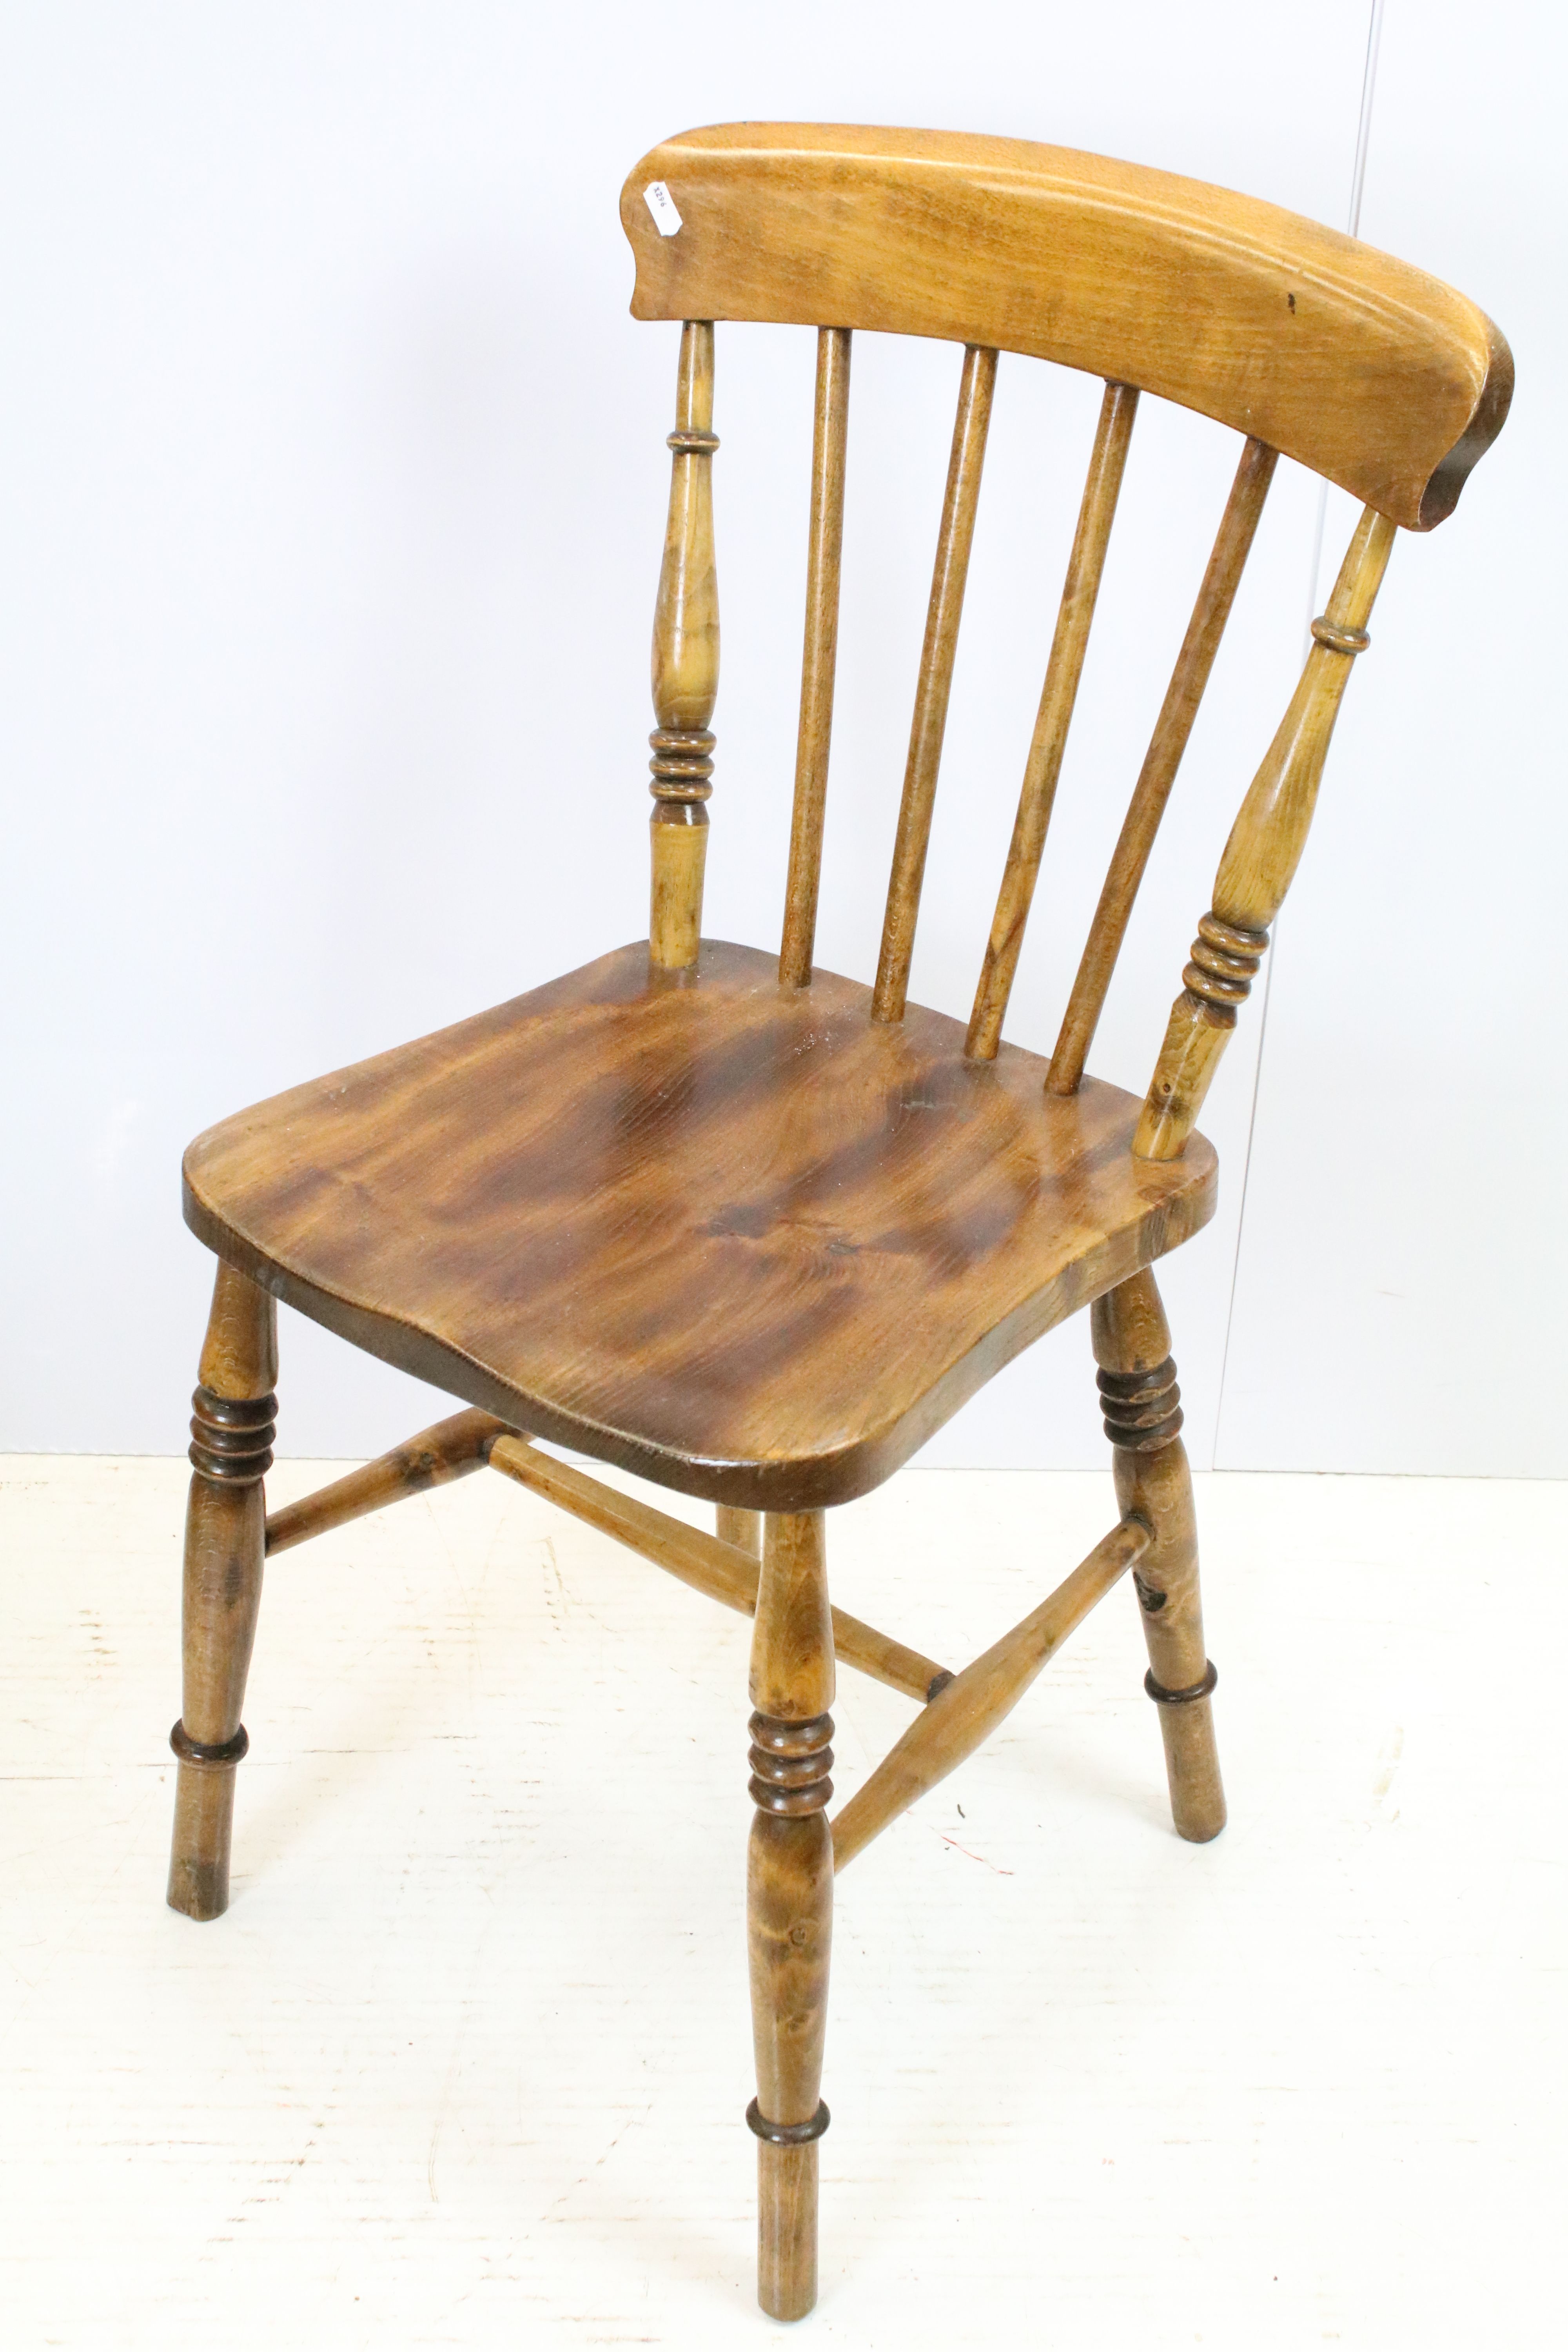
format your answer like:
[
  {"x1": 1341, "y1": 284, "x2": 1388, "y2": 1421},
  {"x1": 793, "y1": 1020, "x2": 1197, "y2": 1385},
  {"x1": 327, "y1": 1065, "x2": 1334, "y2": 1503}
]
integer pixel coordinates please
[{"x1": 166, "y1": 124, "x2": 1511, "y2": 2319}]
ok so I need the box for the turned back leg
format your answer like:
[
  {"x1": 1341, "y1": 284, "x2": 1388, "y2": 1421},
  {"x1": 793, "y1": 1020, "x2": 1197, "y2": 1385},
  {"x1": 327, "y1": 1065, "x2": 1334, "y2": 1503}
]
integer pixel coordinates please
[
  {"x1": 167, "y1": 1262, "x2": 277, "y2": 1919},
  {"x1": 747, "y1": 1510, "x2": 835, "y2": 2320},
  {"x1": 1092, "y1": 1270, "x2": 1225, "y2": 1842},
  {"x1": 716, "y1": 1505, "x2": 762, "y2": 1558}
]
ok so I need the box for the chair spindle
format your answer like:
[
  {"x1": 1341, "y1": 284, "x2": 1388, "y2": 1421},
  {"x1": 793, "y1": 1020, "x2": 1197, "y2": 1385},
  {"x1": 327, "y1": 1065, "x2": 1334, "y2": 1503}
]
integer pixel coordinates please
[
  {"x1": 871, "y1": 344, "x2": 999, "y2": 1023},
  {"x1": 965, "y1": 381, "x2": 1138, "y2": 1060},
  {"x1": 780, "y1": 328, "x2": 853, "y2": 989},
  {"x1": 649, "y1": 320, "x2": 720, "y2": 969},
  {"x1": 1045, "y1": 436, "x2": 1278, "y2": 1094},
  {"x1": 1135, "y1": 502, "x2": 1398, "y2": 1158}
]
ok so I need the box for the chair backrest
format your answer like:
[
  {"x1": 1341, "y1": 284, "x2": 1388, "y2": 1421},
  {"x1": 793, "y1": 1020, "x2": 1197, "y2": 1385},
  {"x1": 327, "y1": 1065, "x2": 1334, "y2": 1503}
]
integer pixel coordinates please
[{"x1": 618, "y1": 124, "x2": 1512, "y2": 1154}]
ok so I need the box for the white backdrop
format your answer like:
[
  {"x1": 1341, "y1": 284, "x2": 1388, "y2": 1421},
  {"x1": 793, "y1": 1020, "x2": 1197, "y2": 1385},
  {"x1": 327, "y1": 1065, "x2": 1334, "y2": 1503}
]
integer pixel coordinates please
[{"x1": 2, "y1": 1, "x2": 1560, "y2": 1472}]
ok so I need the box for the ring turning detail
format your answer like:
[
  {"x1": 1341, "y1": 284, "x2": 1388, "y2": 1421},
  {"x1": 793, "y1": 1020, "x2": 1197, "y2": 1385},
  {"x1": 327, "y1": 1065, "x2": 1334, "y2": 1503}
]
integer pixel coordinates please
[
  {"x1": 748, "y1": 1710, "x2": 835, "y2": 1816},
  {"x1": 647, "y1": 726, "x2": 714, "y2": 805},
  {"x1": 187, "y1": 1385, "x2": 277, "y2": 1485},
  {"x1": 166, "y1": 116, "x2": 1513, "y2": 2325},
  {"x1": 747, "y1": 2099, "x2": 831, "y2": 2146},
  {"x1": 1310, "y1": 616, "x2": 1370, "y2": 654},
  {"x1": 1145, "y1": 1660, "x2": 1220, "y2": 1706},
  {"x1": 648, "y1": 319, "x2": 720, "y2": 969},
  {"x1": 747, "y1": 1512, "x2": 836, "y2": 2320},
  {"x1": 1181, "y1": 911, "x2": 1269, "y2": 1020},
  {"x1": 1097, "y1": 1354, "x2": 1185, "y2": 1452},
  {"x1": 169, "y1": 1720, "x2": 249, "y2": 1768}
]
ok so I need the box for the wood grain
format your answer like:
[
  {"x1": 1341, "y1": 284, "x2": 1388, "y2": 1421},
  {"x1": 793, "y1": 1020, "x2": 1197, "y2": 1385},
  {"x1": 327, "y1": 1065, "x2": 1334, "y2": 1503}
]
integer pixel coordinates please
[
  {"x1": 715, "y1": 1504, "x2": 762, "y2": 1558},
  {"x1": 264, "y1": 1408, "x2": 504, "y2": 1557},
  {"x1": 167, "y1": 1263, "x2": 276, "y2": 1923},
  {"x1": 1136, "y1": 503, "x2": 1396, "y2": 1158},
  {"x1": 486, "y1": 1432, "x2": 945, "y2": 1702},
  {"x1": 1093, "y1": 1270, "x2": 1224, "y2": 1842},
  {"x1": 1046, "y1": 436, "x2": 1278, "y2": 1094},
  {"x1": 183, "y1": 941, "x2": 1216, "y2": 1511},
  {"x1": 648, "y1": 319, "x2": 718, "y2": 969},
  {"x1": 871, "y1": 343, "x2": 997, "y2": 1024},
  {"x1": 197, "y1": 1258, "x2": 278, "y2": 1402},
  {"x1": 965, "y1": 381, "x2": 1137, "y2": 1060},
  {"x1": 830, "y1": 1517, "x2": 1147, "y2": 1870},
  {"x1": 748, "y1": 1510, "x2": 834, "y2": 2319},
  {"x1": 18, "y1": 1455, "x2": 1560, "y2": 2339},
  {"x1": 154, "y1": 119, "x2": 1519, "y2": 2326},
  {"x1": 621, "y1": 123, "x2": 1512, "y2": 528},
  {"x1": 750, "y1": 1510, "x2": 834, "y2": 1723},
  {"x1": 779, "y1": 326, "x2": 851, "y2": 989}
]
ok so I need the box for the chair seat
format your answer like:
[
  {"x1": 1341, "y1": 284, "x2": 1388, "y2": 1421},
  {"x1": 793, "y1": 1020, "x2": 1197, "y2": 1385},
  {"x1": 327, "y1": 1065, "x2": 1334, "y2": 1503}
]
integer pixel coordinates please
[{"x1": 183, "y1": 940, "x2": 1217, "y2": 1508}]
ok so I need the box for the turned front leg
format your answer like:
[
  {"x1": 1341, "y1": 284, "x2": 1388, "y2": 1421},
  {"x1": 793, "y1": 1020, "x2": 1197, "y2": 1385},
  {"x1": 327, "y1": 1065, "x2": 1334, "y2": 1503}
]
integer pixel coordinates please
[
  {"x1": 747, "y1": 1510, "x2": 834, "y2": 2321},
  {"x1": 167, "y1": 1262, "x2": 277, "y2": 1920},
  {"x1": 1092, "y1": 1271, "x2": 1225, "y2": 1842}
]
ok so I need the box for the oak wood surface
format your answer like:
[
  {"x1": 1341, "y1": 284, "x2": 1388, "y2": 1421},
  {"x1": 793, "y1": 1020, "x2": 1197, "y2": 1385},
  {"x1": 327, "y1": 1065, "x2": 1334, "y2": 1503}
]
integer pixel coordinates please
[
  {"x1": 621, "y1": 123, "x2": 1511, "y2": 528},
  {"x1": 184, "y1": 940, "x2": 1216, "y2": 1512}
]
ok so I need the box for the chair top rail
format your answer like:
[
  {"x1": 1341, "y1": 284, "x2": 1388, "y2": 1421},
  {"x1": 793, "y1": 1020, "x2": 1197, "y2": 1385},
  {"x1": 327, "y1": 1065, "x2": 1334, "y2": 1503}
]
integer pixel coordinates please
[{"x1": 620, "y1": 121, "x2": 1511, "y2": 528}]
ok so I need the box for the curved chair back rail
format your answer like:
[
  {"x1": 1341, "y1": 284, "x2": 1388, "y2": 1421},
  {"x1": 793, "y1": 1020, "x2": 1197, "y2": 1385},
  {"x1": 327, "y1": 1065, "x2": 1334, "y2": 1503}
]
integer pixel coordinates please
[
  {"x1": 169, "y1": 127, "x2": 1515, "y2": 2327},
  {"x1": 622, "y1": 121, "x2": 1512, "y2": 1142},
  {"x1": 621, "y1": 122, "x2": 1511, "y2": 530}
]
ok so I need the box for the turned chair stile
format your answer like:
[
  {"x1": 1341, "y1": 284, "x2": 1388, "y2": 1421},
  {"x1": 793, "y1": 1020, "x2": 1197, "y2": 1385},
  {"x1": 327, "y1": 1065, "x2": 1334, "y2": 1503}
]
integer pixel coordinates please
[
  {"x1": 648, "y1": 318, "x2": 720, "y2": 970},
  {"x1": 165, "y1": 123, "x2": 1511, "y2": 2322},
  {"x1": 1134, "y1": 501, "x2": 1398, "y2": 1157}
]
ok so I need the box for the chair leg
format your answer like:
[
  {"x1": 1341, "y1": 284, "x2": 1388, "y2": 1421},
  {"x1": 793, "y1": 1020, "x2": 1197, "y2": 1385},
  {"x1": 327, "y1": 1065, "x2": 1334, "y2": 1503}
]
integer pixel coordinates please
[
  {"x1": 746, "y1": 1510, "x2": 835, "y2": 2321},
  {"x1": 1091, "y1": 1270, "x2": 1225, "y2": 1843},
  {"x1": 716, "y1": 1505, "x2": 762, "y2": 1558},
  {"x1": 166, "y1": 1261, "x2": 278, "y2": 1920}
]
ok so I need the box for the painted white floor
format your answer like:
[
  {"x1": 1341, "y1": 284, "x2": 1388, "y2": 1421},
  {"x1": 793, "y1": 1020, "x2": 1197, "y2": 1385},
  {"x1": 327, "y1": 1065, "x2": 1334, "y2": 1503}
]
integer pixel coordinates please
[{"x1": 1, "y1": 1455, "x2": 1559, "y2": 2349}]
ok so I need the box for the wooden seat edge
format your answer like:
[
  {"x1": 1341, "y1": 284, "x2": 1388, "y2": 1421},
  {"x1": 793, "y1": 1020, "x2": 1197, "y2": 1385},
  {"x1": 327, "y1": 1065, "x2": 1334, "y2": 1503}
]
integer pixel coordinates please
[{"x1": 181, "y1": 1140, "x2": 1216, "y2": 1515}]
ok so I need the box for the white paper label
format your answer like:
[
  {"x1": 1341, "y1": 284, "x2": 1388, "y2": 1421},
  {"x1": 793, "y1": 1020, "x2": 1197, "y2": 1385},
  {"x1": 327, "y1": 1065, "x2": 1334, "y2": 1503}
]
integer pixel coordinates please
[{"x1": 643, "y1": 181, "x2": 682, "y2": 238}]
